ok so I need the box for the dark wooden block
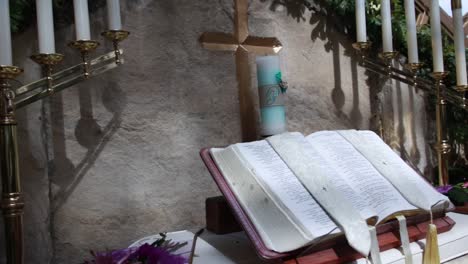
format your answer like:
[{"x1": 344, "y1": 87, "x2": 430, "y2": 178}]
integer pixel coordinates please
[{"x1": 206, "y1": 196, "x2": 242, "y2": 234}]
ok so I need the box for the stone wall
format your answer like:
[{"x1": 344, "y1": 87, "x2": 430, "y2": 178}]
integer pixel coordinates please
[{"x1": 0, "y1": 0, "x2": 434, "y2": 263}]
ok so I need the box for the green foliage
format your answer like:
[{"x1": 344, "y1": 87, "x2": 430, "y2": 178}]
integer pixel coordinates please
[
  {"x1": 305, "y1": 0, "x2": 468, "y2": 174},
  {"x1": 446, "y1": 183, "x2": 468, "y2": 205},
  {"x1": 9, "y1": 0, "x2": 35, "y2": 33}
]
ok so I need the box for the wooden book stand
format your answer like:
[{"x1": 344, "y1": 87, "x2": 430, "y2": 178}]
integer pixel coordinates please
[{"x1": 200, "y1": 148, "x2": 456, "y2": 263}]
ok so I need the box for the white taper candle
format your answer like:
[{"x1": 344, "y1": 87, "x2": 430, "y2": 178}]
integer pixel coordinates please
[
  {"x1": 73, "y1": 0, "x2": 91, "y2": 40},
  {"x1": 0, "y1": 0, "x2": 13, "y2": 65},
  {"x1": 355, "y1": 0, "x2": 367, "y2": 42},
  {"x1": 381, "y1": 0, "x2": 393, "y2": 52},
  {"x1": 106, "y1": 0, "x2": 122, "y2": 30},
  {"x1": 36, "y1": 0, "x2": 56, "y2": 54},
  {"x1": 452, "y1": 1, "x2": 467, "y2": 86},
  {"x1": 430, "y1": 0, "x2": 444, "y2": 72},
  {"x1": 404, "y1": 0, "x2": 419, "y2": 63}
]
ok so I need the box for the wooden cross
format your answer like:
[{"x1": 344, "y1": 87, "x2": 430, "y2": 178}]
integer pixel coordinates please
[{"x1": 200, "y1": 0, "x2": 282, "y2": 142}]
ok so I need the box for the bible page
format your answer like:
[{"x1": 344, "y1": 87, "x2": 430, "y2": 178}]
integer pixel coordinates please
[
  {"x1": 210, "y1": 147, "x2": 312, "y2": 252},
  {"x1": 267, "y1": 132, "x2": 372, "y2": 257},
  {"x1": 337, "y1": 130, "x2": 450, "y2": 211},
  {"x1": 306, "y1": 131, "x2": 417, "y2": 223},
  {"x1": 234, "y1": 140, "x2": 338, "y2": 239}
]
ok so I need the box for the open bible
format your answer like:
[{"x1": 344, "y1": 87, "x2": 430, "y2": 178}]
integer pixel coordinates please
[{"x1": 203, "y1": 130, "x2": 452, "y2": 259}]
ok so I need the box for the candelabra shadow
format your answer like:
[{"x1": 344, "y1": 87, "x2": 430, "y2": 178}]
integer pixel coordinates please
[{"x1": 49, "y1": 81, "x2": 126, "y2": 213}]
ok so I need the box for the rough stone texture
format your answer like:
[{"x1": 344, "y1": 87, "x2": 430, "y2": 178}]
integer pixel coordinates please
[{"x1": 0, "y1": 0, "x2": 435, "y2": 263}]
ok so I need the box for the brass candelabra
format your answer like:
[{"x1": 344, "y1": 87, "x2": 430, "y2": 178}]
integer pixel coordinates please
[
  {"x1": 353, "y1": 41, "x2": 467, "y2": 186},
  {"x1": 0, "y1": 30, "x2": 129, "y2": 264}
]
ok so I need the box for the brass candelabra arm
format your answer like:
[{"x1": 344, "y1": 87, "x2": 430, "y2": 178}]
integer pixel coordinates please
[
  {"x1": 101, "y1": 30, "x2": 130, "y2": 64},
  {"x1": 68, "y1": 40, "x2": 100, "y2": 78},
  {"x1": 352, "y1": 41, "x2": 372, "y2": 63},
  {"x1": 0, "y1": 66, "x2": 23, "y2": 124},
  {"x1": 379, "y1": 51, "x2": 399, "y2": 76},
  {"x1": 404, "y1": 63, "x2": 424, "y2": 87},
  {"x1": 30, "y1": 53, "x2": 64, "y2": 94}
]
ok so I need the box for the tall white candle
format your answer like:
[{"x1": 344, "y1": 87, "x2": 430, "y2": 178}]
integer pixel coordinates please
[
  {"x1": 73, "y1": 0, "x2": 91, "y2": 40},
  {"x1": 452, "y1": 1, "x2": 467, "y2": 86},
  {"x1": 106, "y1": 0, "x2": 122, "y2": 30},
  {"x1": 0, "y1": 0, "x2": 13, "y2": 65},
  {"x1": 404, "y1": 0, "x2": 419, "y2": 63},
  {"x1": 430, "y1": 0, "x2": 444, "y2": 72},
  {"x1": 36, "y1": 0, "x2": 55, "y2": 54},
  {"x1": 355, "y1": 0, "x2": 367, "y2": 42},
  {"x1": 381, "y1": 0, "x2": 393, "y2": 52}
]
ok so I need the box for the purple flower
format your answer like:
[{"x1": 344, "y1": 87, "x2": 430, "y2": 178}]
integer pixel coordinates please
[
  {"x1": 128, "y1": 243, "x2": 187, "y2": 264},
  {"x1": 463, "y1": 182, "x2": 468, "y2": 189},
  {"x1": 436, "y1": 185, "x2": 453, "y2": 194}
]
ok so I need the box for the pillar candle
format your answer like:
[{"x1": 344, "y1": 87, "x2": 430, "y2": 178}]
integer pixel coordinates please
[
  {"x1": 106, "y1": 0, "x2": 122, "y2": 30},
  {"x1": 256, "y1": 56, "x2": 287, "y2": 137},
  {"x1": 381, "y1": 0, "x2": 393, "y2": 52},
  {"x1": 355, "y1": 0, "x2": 367, "y2": 42},
  {"x1": 430, "y1": 0, "x2": 444, "y2": 72},
  {"x1": 452, "y1": 0, "x2": 467, "y2": 86},
  {"x1": 0, "y1": 0, "x2": 12, "y2": 65},
  {"x1": 73, "y1": 0, "x2": 91, "y2": 40},
  {"x1": 36, "y1": 0, "x2": 55, "y2": 54},
  {"x1": 404, "y1": 0, "x2": 419, "y2": 63}
]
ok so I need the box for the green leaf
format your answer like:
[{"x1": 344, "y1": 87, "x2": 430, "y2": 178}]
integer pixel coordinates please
[{"x1": 448, "y1": 187, "x2": 468, "y2": 205}]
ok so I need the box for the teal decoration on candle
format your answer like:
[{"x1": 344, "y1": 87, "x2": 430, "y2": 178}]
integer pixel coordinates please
[
  {"x1": 256, "y1": 55, "x2": 287, "y2": 137},
  {"x1": 275, "y1": 72, "x2": 288, "y2": 93}
]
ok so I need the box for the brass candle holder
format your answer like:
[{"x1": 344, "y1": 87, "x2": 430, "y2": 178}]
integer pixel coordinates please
[
  {"x1": 404, "y1": 62, "x2": 424, "y2": 87},
  {"x1": 101, "y1": 30, "x2": 130, "y2": 64},
  {"x1": 352, "y1": 41, "x2": 372, "y2": 62},
  {"x1": 379, "y1": 51, "x2": 399, "y2": 76},
  {"x1": 430, "y1": 71, "x2": 450, "y2": 186},
  {"x1": 68, "y1": 40, "x2": 100, "y2": 78},
  {"x1": 30, "y1": 53, "x2": 64, "y2": 93},
  {"x1": 0, "y1": 29, "x2": 129, "y2": 264},
  {"x1": 0, "y1": 65, "x2": 24, "y2": 264}
]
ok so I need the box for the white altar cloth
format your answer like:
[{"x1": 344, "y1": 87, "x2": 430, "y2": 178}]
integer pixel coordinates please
[{"x1": 131, "y1": 212, "x2": 468, "y2": 263}]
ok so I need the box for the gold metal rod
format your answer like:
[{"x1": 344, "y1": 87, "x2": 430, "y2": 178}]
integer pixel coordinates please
[
  {"x1": 82, "y1": 51, "x2": 90, "y2": 79},
  {"x1": 113, "y1": 41, "x2": 122, "y2": 64},
  {"x1": 15, "y1": 49, "x2": 121, "y2": 97},
  {"x1": 361, "y1": 60, "x2": 433, "y2": 90},
  {"x1": 363, "y1": 57, "x2": 433, "y2": 86},
  {"x1": 0, "y1": 76, "x2": 24, "y2": 264},
  {"x1": 359, "y1": 57, "x2": 468, "y2": 111},
  {"x1": 15, "y1": 60, "x2": 120, "y2": 109},
  {"x1": 431, "y1": 72, "x2": 451, "y2": 186}
]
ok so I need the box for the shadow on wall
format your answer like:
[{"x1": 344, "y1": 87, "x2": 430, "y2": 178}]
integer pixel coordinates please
[
  {"x1": 261, "y1": 0, "x2": 428, "y2": 175},
  {"x1": 49, "y1": 81, "x2": 127, "y2": 214},
  {"x1": 261, "y1": 0, "x2": 363, "y2": 128}
]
